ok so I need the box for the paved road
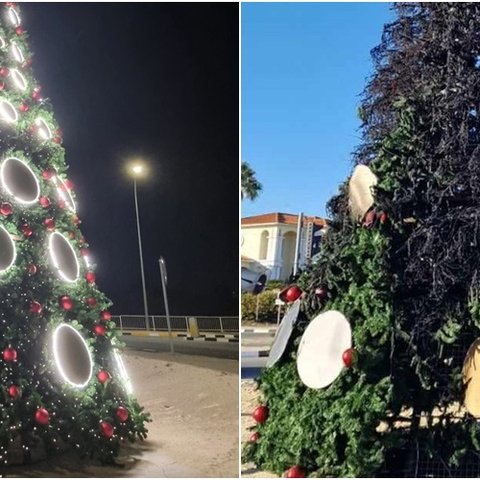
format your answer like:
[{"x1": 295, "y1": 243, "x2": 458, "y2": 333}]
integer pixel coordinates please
[{"x1": 123, "y1": 334, "x2": 239, "y2": 360}]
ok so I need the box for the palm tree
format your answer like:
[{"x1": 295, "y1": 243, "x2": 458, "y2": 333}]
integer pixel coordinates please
[{"x1": 241, "y1": 161, "x2": 262, "y2": 200}]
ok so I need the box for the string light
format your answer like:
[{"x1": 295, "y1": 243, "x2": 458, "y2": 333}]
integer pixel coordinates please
[
  {"x1": 113, "y1": 349, "x2": 133, "y2": 394},
  {"x1": 10, "y1": 41, "x2": 23, "y2": 63},
  {"x1": 0, "y1": 225, "x2": 15, "y2": 273},
  {"x1": 7, "y1": 7, "x2": 20, "y2": 27},
  {"x1": 56, "y1": 177, "x2": 76, "y2": 212},
  {"x1": 48, "y1": 232, "x2": 80, "y2": 282},
  {"x1": 34, "y1": 117, "x2": 52, "y2": 141},
  {"x1": 0, "y1": 156, "x2": 40, "y2": 204}
]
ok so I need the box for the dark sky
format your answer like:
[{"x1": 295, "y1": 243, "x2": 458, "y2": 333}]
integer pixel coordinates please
[{"x1": 22, "y1": 3, "x2": 239, "y2": 316}]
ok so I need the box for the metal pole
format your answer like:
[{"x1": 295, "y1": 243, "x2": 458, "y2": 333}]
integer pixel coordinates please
[
  {"x1": 293, "y1": 212, "x2": 303, "y2": 277},
  {"x1": 255, "y1": 294, "x2": 260, "y2": 322},
  {"x1": 133, "y1": 179, "x2": 150, "y2": 331},
  {"x1": 159, "y1": 258, "x2": 174, "y2": 353}
]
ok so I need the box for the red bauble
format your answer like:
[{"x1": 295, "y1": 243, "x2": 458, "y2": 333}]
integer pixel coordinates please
[
  {"x1": 8, "y1": 385, "x2": 20, "y2": 399},
  {"x1": 116, "y1": 406, "x2": 129, "y2": 423},
  {"x1": 19, "y1": 102, "x2": 28, "y2": 112},
  {"x1": 42, "y1": 169, "x2": 55, "y2": 181},
  {"x1": 52, "y1": 136, "x2": 61, "y2": 144},
  {"x1": 35, "y1": 407, "x2": 49, "y2": 426},
  {"x1": 97, "y1": 369, "x2": 110, "y2": 384},
  {"x1": 249, "y1": 431, "x2": 259, "y2": 443},
  {"x1": 0, "y1": 67, "x2": 9, "y2": 77},
  {"x1": 68, "y1": 231, "x2": 75, "y2": 240},
  {"x1": 15, "y1": 26, "x2": 24, "y2": 36},
  {"x1": 285, "y1": 285, "x2": 302, "y2": 303},
  {"x1": 39, "y1": 196, "x2": 50, "y2": 208},
  {"x1": 3, "y1": 347, "x2": 17, "y2": 362},
  {"x1": 286, "y1": 466, "x2": 305, "y2": 478},
  {"x1": 59, "y1": 295, "x2": 73, "y2": 311},
  {"x1": 64, "y1": 179, "x2": 74, "y2": 190},
  {"x1": 93, "y1": 324, "x2": 106, "y2": 336},
  {"x1": 0, "y1": 202, "x2": 12, "y2": 216},
  {"x1": 32, "y1": 88, "x2": 42, "y2": 102},
  {"x1": 100, "y1": 420, "x2": 114, "y2": 438},
  {"x1": 28, "y1": 263, "x2": 37, "y2": 275},
  {"x1": 86, "y1": 271, "x2": 96, "y2": 284},
  {"x1": 342, "y1": 348, "x2": 356, "y2": 368},
  {"x1": 314, "y1": 287, "x2": 327, "y2": 300},
  {"x1": 72, "y1": 215, "x2": 80, "y2": 226},
  {"x1": 379, "y1": 211, "x2": 388, "y2": 224},
  {"x1": 21, "y1": 224, "x2": 32, "y2": 238},
  {"x1": 29, "y1": 301, "x2": 42, "y2": 315},
  {"x1": 80, "y1": 248, "x2": 89, "y2": 257},
  {"x1": 0, "y1": 82, "x2": 5, "y2": 91},
  {"x1": 44, "y1": 218, "x2": 55, "y2": 231},
  {"x1": 252, "y1": 405, "x2": 269, "y2": 424},
  {"x1": 86, "y1": 297, "x2": 97, "y2": 307},
  {"x1": 363, "y1": 209, "x2": 377, "y2": 228},
  {"x1": 100, "y1": 310, "x2": 111, "y2": 322}
]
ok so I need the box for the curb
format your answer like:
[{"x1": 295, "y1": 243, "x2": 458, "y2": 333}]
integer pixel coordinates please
[
  {"x1": 121, "y1": 330, "x2": 239, "y2": 343},
  {"x1": 242, "y1": 350, "x2": 269, "y2": 358},
  {"x1": 241, "y1": 328, "x2": 276, "y2": 334}
]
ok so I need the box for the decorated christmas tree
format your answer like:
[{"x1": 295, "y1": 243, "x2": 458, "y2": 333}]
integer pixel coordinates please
[
  {"x1": 243, "y1": 3, "x2": 480, "y2": 477},
  {"x1": 0, "y1": 3, "x2": 148, "y2": 466}
]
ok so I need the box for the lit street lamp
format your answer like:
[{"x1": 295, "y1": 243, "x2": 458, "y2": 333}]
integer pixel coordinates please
[{"x1": 127, "y1": 161, "x2": 150, "y2": 331}]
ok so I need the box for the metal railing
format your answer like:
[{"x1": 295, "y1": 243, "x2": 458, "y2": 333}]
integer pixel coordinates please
[{"x1": 112, "y1": 315, "x2": 239, "y2": 333}]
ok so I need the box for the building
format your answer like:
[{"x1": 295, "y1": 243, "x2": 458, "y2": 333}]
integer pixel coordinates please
[{"x1": 241, "y1": 212, "x2": 328, "y2": 282}]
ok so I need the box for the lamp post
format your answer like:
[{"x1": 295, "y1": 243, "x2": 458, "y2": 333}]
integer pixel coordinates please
[{"x1": 128, "y1": 162, "x2": 150, "y2": 331}]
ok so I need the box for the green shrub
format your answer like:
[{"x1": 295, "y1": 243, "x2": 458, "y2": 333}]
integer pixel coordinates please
[{"x1": 241, "y1": 290, "x2": 279, "y2": 323}]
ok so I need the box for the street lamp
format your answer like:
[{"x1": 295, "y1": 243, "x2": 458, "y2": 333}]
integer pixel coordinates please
[{"x1": 127, "y1": 160, "x2": 150, "y2": 331}]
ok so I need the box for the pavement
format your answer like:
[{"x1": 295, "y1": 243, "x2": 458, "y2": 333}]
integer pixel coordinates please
[{"x1": 241, "y1": 325, "x2": 276, "y2": 377}]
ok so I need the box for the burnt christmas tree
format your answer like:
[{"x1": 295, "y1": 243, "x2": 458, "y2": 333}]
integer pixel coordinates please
[
  {"x1": 243, "y1": 3, "x2": 480, "y2": 477},
  {"x1": 0, "y1": 4, "x2": 149, "y2": 466}
]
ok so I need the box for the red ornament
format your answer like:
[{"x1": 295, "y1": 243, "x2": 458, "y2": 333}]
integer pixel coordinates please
[
  {"x1": 68, "y1": 231, "x2": 75, "y2": 240},
  {"x1": 3, "y1": 347, "x2": 17, "y2": 362},
  {"x1": 8, "y1": 385, "x2": 20, "y2": 399},
  {"x1": 97, "y1": 369, "x2": 110, "y2": 384},
  {"x1": 315, "y1": 287, "x2": 327, "y2": 300},
  {"x1": 86, "y1": 297, "x2": 97, "y2": 307},
  {"x1": 100, "y1": 310, "x2": 111, "y2": 322},
  {"x1": 72, "y1": 215, "x2": 80, "y2": 226},
  {"x1": 342, "y1": 348, "x2": 356, "y2": 368},
  {"x1": 93, "y1": 324, "x2": 106, "y2": 336},
  {"x1": 379, "y1": 211, "x2": 388, "y2": 224},
  {"x1": 19, "y1": 102, "x2": 28, "y2": 113},
  {"x1": 55, "y1": 128, "x2": 63, "y2": 137},
  {"x1": 32, "y1": 87, "x2": 42, "y2": 102},
  {"x1": 42, "y1": 169, "x2": 55, "y2": 181},
  {"x1": 39, "y1": 196, "x2": 50, "y2": 208},
  {"x1": 116, "y1": 406, "x2": 129, "y2": 423},
  {"x1": 0, "y1": 67, "x2": 9, "y2": 77},
  {"x1": 64, "y1": 179, "x2": 74, "y2": 190},
  {"x1": 15, "y1": 26, "x2": 24, "y2": 36},
  {"x1": 285, "y1": 285, "x2": 302, "y2": 303},
  {"x1": 59, "y1": 295, "x2": 73, "y2": 311},
  {"x1": 21, "y1": 224, "x2": 32, "y2": 238},
  {"x1": 0, "y1": 82, "x2": 5, "y2": 91},
  {"x1": 0, "y1": 202, "x2": 12, "y2": 216},
  {"x1": 44, "y1": 218, "x2": 55, "y2": 231},
  {"x1": 53, "y1": 136, "x2": 61, "y2": 144},
  {"x1": 86, "y1": 271, "x2": 96, "y2": 284},
  {"x1": 28, "y1": 263, "x2": 37, "y2": 275},
  {"x1": 363, "y1": 209, "x2": 377, "y2": 228},
  {"x1": 29, "y1": 301, "x2": 42, "y2": 315},
  {"x1": 286, "y1": 466, "x2": 305, "y2": 478},
  {"x1": 80, "y1": 247, "x2": 89, "y2": 257},
  {"x1": 252, "y1": 405, "x2": 269, "y2": 424},
  {"x1": 21, "y1": 59, "x2": 32, "y2": 69},
  {"x1": 35, "y1": 407, "x2": 49, "y2": 426},
  {"x1": 249, "y1": 431, "x2": 259, "y2": 443},
  {"x1": 100, "y1": 420, "x2": 114, "y2": 438}
]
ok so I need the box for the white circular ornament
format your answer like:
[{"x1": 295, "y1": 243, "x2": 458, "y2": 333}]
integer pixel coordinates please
[
  {"x1": 348, "y1": 164, "x2": 378, "y2": 221},
  {"x1": 0, "y1": 99, "x2": 18, "y2": 123},
  {"x1": 56, "y1": 177, "x2": 76, "y2": 212},
  {"x1": 0, "y1": 224, "x2": 15, "y2": 273},
  {"x1": 0, "y1": 157, "x2": 40, "y2": 205},
  {"x1": 34, "y1": 117, "x2": 52, "y2": 141},
  {"x1": 48, "y1": 232, "x2": 80, "y2": 282},
  {"x1": 297, "y1": 310, "x2": 352, "y2": 389},
  {"x1": 10, "y1": 42, "x2": 24, "y2": 63},
  {"x1": 9, "y1": 68, "x2": 27, "y2": 91},
  {"x1": 7, "y1": 7, "x2": 20, "y2": 27}
]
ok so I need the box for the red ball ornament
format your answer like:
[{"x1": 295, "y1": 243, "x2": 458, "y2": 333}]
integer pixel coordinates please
[
  {"x1": 116, "y1": 406, "x2": 129, "y2": 423},
  {"x1": 100, "y1": 420, "x2": 114, "y2": 438},
  {"x1": 72, "y1": 215, "x2": 80, "y2": 226},
  {"x1": 363, "y1": 209, "x2": 377, "y2": 228},
  {"x1": 97, "y1": 369, "x2": 110, "y2": 384},
  {"x1": 55, "y1": 128, "x2": 63, "y2": 137},
  {"x1": 21, "y1": 224, "x2": 32, "y2": 238},
  {"x1": 86, "y1": 297, "x2": 97, "y2": 307},
  {"x1": 3, "y1": 347, "x2": 17, "y2": 362},
  {"x1": 44, "y1": 218, "x2": 55, "y2": 231},
  {"x1": 100, "y1": 310, "x2": 111, "y2": 322},
  {"x1": 80, "y1": 247, "x2": 89, "y2": 257},
  {"x1": 19, "y1": 102, "x2": 28, "y2": 113},
  {"x1": 68, "y1": 231, "x2": 75, "y2": 240},
  {"x1": 0, "y1": 67, "x2": 9, "y2": 77},
  {"x1": 86, "y1": 271, "x2": 96, "y2": 284},
  {"x1": 93, "y1": 324, "x2": 106, "y2": 336},
  {"x1": 39, "y1": 196, "x2": 50, "y2": 208},
  {"x1": 35, "y1": 407, "x2": 49, "y2": 426},
  {"x1": 0, "y1": 202, "x2": 13, "y2": 216},
  {"x1": 315, "y1": 287, "x2": 327, "y2": 300},
  {"x1": 59, "y1": 295, "x2": 73, "y2": 311},
  {"x1": 42, "y1": 169, "x2": 55, "y2": 181},
  {"x1": 285, "y1": 285, "x2": 302, "y2": 303},
  {"x1": 8, "y1": 385, "x2": 20, "y2": 399},
  {"x1": 286, "y1": 466, "x2": 305, "y2": 478},
  {"x1": 28, "y1": 263, "x2": 37, "y2": 275},
  {"x1": 252, "y1": 405, "x2": 269, "y2": 424},
  {"x1": 379, "y1": 211, "x2": 388, "y2": 224},
  {"x1": 15, "y1": 26, "x2": 24, "y2": 36},
  {"x1": 249, "y1": 431, "x2": 259, "y2": 443},
  {"x1": 29, "y1": 301, "x2": 42, "y2": 315},
  {"x1": 64, "y1": 179, "x2": 74, "y2": 190},
  {"x1": 342, "y1": 348, "x2": 356, "y2": 368},
  {"x1": 53, "y1": 136, "x2": 61, "y2": 144},
  {"x1": 32, "y1": 88, "x2": 42, "y2": 102},
  {"x1": 0, "y1": 82, "x2": 5, "y2": 91}
]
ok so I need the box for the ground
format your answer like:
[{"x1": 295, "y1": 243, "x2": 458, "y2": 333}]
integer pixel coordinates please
[{"x1": 3, "y1": 349, "x2": 239, "y2": 478}]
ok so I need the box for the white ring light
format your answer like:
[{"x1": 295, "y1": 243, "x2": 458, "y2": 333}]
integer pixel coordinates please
[
  {"x1": 113, "y1": 349, "x2": 133, "y2": 394},
  {"x1": 48, "y1": 232, "x2": 80, "y2": 282},
  {"x1": 56, "y1": 177, "x2": 76, "y2": 213},
  {"x1": 0, "y1": 37, "x2": 6, "y2": 49},
  {"x1": 53, "y1": 324, "x2": 93, "y2": 389},
  {"x1": 0, "y1": 224, "x2": 16, "y2": 273},
  {"x1": 10, "y1": 42, "x2": 24, "y2": 63},
  {"x1": 0, "y1": 100, "x2": 18, "y2": 123},
  {"x1": 35, "y1": 117, "x2": 53, "y2": 141},
  {"x1": 9, "y1": 69, "x2": 27, "y2": 91},
  {"x1": 0, "y1": 157, "x2": 40, "y2": 205},
  {"x1": 7, "y1": 7, "x2": 20, "y2": 27}
]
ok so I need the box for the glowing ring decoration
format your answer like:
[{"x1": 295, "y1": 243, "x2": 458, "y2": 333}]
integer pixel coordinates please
[
  {"x1": 0, "y1": 99, "x2": 18, "y2": 123},
  {"x1": 10, "y1": 42, "x2": 24, "y2": 63},
  {"x1": 35, "y1": 117, "x2": 53, "y2": 141},
  {"x1": 0, "y1": 37, "x2": 6, "y2": 49},
  {"x1": 9, "y1": 69, "x2": 27, "y2": 91},
  {"x1": 56, "y1": 177, "x2": 76, "y2": 213},
  {"x1": 48, "y1": 232, "x2": 80, "y2": 282},
  {"x1": 53, "y1": 324, "x2": 93, "y2": 389},
  {"x1": 0, "y1": 157, "x2": 40, "y2": 205},
  {"x1": 7, "y1": 7, "x2": 20, "y2": 27},
  {"x1": 0, "y1": 224, "x2": 16, "y2": 273},
  {"x1": 113, "y1": 349, "x2": 133, "y2": 394}
]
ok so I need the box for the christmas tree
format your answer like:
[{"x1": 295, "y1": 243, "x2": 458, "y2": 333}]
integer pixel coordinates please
[
  {"x1": 0, "y1": 3, "x2": 148, "y2": 466},
  {"x1": 243, "y1": 3, "x2": 480, "y2": 477}
]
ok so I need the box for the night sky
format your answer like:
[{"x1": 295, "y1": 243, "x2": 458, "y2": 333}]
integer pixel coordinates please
[{"x1": 22, "y1": 3, "x2": 239, "y2": 316}]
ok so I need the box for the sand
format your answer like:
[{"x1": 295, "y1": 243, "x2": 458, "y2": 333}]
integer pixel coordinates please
[{"x1": 3, "y1": 350, "x2": 239, "y2": 478}]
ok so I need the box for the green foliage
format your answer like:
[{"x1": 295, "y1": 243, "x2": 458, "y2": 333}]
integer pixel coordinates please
[{"x1": 241, "y1": 290, "x2": 278, "y2": 323}]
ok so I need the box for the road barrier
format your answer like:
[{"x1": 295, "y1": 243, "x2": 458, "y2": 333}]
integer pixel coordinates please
[{"x1": 111, "y1": 315, "x2": 239, "y2": 334}]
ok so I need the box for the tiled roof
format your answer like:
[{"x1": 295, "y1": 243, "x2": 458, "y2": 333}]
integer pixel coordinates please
[{"x1": 241, "y1": 212, "x2": 327, "y2": 227}]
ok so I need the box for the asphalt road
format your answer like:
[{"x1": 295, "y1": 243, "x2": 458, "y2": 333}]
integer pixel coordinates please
[{"x1": 123, "y1": 334, "x2": 239, "y2": 360}]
